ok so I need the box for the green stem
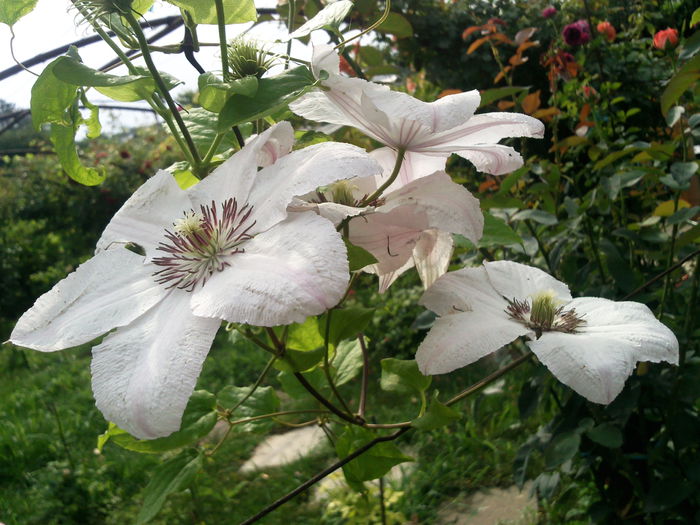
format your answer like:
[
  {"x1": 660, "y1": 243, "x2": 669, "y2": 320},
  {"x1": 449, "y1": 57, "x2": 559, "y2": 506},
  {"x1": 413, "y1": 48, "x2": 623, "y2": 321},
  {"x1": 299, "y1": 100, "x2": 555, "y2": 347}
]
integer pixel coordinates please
[
  {"x1": 360, "y1": 147, "x2": 406, "y2": 205},
  {"x1": 123, "y1": 11, "x2": 202, "y2": 168},
  {"x1": 658, "y1": 191, "x2": 681, "y2": 319},
  {"x1": 202, "y1": 133, "x2": 225, "y2": 167},
  {"x1": 357, "y1": 334, "x2": 369, "y2": 418},
  {"x1": 682, "y1": 262, "x2": 699, "y2": 364},
  {"x1": 285, "y1": 0, "x2": 296, "y2": 69},
  {"x1": 230, "y1": 409, "x2": 330, "y2": 427},
  {"x1": 322, "y1": 310, "x2": 354, "y2": 416},
  {"x1": 524, "y1": 220, "x2": 555, "y2": 276},
  {"x1": 215, "y1": 0, "x2": 229, "y2": 79},
  {"x1": 337, "y1": 0, "x2": 391, "y2": 49},
  {"x1": 229, "y1": 355, "x2": 277, "y2": 414},
  {"x1": 293, "y1": 372, "x2": 360, "y2": 425}
]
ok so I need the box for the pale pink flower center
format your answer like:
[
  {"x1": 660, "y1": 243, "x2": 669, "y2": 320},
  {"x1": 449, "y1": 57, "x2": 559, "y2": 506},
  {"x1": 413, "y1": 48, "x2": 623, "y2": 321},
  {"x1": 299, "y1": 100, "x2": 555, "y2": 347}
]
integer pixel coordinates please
[{"x1": 152, "y1": 198, "x2": 256, "y2": 291}]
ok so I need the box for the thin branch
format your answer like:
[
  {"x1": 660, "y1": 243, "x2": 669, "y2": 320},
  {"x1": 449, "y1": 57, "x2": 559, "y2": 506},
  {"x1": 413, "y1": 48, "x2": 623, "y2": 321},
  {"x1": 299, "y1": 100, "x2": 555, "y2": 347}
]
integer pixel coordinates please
[
  {"x1": 357, "y1": 334, "x2": 369, "y2": 418},
  {"x1": 293, "y1": 372, "x2": 360, "y2": 425},
  {"x1": 622, "y1": 247, "x2": 700, "y2": 301},
  {"x1": 238, "y1": 427, "x2": 410, "y2": 525}
]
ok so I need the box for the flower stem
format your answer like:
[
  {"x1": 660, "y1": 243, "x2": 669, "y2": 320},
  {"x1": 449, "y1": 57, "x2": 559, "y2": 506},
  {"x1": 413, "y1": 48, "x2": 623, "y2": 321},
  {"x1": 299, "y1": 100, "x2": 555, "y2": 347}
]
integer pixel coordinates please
[
  {"x1": 524, "y1": 220, "x2": 555, "y2": 276},
  {"x1": 285, "y1": 0, "x2": 296, "y2": 69},
  {"x1": 123, "y1": 11, "x2": 202, "y2": 168},
  {"x1": 361, "y1": 147, "x2": 406, "y2": 205},
  {"x1": 229, "y1": 355, "x2": 277, "y2": 414},
  {"x1": 215, "y1": 0, "x2": 229, "y2": 79},
  {"x1": 336, "y1": 0, "x2": 391, "y2": 49}
]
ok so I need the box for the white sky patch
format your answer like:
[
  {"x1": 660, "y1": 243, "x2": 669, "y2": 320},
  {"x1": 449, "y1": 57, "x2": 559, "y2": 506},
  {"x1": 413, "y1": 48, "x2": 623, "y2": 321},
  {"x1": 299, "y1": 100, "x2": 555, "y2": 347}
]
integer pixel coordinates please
[{"x1": 0, "y1": 0, "x2": 331, "y2": 131}]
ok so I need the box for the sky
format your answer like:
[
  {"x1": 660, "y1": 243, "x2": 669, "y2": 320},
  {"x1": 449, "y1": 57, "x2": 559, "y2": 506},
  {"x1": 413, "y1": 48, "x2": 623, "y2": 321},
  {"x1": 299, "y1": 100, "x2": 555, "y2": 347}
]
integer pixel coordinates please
[{"x1": 0, "y1": 0, "x2": 320, "y2": 130}]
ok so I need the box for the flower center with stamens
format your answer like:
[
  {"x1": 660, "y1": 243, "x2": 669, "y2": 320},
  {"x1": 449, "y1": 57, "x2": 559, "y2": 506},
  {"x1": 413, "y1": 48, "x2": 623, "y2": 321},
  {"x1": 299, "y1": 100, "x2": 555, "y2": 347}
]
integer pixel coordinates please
[
  {"x1": 152, "y1": 198, "x2": 256, "y2": 292},
  {"x1": 506, "y1": 290, "x2": 585, "y2": 338}
]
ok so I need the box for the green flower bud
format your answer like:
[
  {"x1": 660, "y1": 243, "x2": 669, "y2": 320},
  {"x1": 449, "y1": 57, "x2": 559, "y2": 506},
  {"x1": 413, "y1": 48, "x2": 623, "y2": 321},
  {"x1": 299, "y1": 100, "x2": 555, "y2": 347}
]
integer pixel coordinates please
[{"x1": 226, "y1": 39, "x2": 276, "y2": 81}]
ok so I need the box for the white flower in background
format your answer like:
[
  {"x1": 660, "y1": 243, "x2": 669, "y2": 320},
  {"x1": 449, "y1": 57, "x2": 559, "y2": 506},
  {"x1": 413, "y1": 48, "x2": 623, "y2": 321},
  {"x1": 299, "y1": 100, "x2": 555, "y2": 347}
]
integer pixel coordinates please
[
  {"x1": 416, "y1": 261, "x2": 679, "y2": 404},
  {"x1": 295, "y1": 169, "x2": 483, "y2": 292},
  {"x1": 10, "y1": 122, "x2": 380, "y2": 440},
  {"x1": 289, "y1": 45, "x2": 545, "y2": 187}
]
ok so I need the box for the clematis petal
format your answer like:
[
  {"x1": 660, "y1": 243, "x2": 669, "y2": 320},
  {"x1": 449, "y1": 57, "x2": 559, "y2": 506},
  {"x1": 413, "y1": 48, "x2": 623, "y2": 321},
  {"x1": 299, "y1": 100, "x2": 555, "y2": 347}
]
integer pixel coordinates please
[
  {"x1": 416, "y1": 312, "x2": 529, "y2": 375},
  {"x1": 91, "y1": 291, "x2": 220, "y2": 439},
  {"x1": 10, "y1": 249, "x2": 165, "y2": 352},
  {"x1": 189, "y1": 122, "x2": 294, "y2": 212},
  {"x1": 191, "y1": 212, "x2": 349, "y2": 326},
  {"x1": 247, "y1": 142, "x2": 380, "y2": 233},
  {"x1": 484, "y1": 260, "x2": 571, "y2": 303},
  {"x1": 96, "y1": 170, "x2": 193, "y2": 256},
  {"x1": 448, "y1": 144, "x2": 526, "y2": 175},
  {"x1": 527, "y1": 297, "x2": 678, "y2": 404},
  {"x1": 381, "y1": 171, "x2": 484, "y2": 243},
  {"x1": 419, "y1": 112, "x2": 544, "y2": 150},
  {"x1": 420, "y1": 266, "x2": 508, "y2": 317},
  {"x1": 414, "y1": 230, "x2": 453, "y2": 290},
  {"x1": 348, "y1": 205, "x2": 429, "y2": 274}
]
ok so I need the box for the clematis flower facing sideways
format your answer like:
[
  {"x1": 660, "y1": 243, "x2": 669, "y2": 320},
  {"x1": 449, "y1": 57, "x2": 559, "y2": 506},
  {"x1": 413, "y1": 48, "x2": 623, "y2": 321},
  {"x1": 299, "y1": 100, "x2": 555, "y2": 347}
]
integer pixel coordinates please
[
  {"x1": 416, "y1": 261, "x2": 679, "y2": 404},
  {"x1": 294, "y1": 166, "x2": 483, "y2": 292},
  {"x1": 10, "y1": 122, "x2": 381, "y2": 440},
  {"x1": 289, "y1": 45, "x2": 544, "y2": 185}
]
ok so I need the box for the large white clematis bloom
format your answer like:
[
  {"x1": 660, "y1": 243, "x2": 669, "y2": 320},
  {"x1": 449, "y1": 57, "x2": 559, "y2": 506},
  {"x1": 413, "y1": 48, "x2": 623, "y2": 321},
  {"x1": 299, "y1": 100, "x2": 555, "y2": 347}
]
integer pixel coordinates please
[
  {"x1": 416, "y1": 261, "x2": 679, "y2": 404},
  {"x1": 10, "y1": 122, "x2": 380, "y2": 439},
  {"x1": 289, "y1": 45, "x2": 545, "y2": 184}
]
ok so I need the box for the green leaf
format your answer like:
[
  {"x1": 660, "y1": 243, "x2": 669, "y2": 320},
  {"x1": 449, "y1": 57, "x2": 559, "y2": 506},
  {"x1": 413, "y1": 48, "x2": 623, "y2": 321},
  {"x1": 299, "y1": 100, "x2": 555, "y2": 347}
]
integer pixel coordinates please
[
  {"x1": 479, "y1": 212, "x2": 523, "y2": 247},
  {"x1": 412, "y1": 391, "x2": 461, "y2": 430},
  {"x1": 166, "y1": 0, "x2": 257, "y2": 24},
  {"x1": 218, "y1": 385, "x2": 280, "y2": 432},
  {"x1": 691, "y1": 7, "x2": 700, "y2": 29},
  {"x1": 336, "y1": 426, "x2": 412, "y2": 485},
  {"x1": 478, "y1": 86, "x2": 528, "y2": 108},
  {"x1": 106, "y1": 391, "x2": 218, "y2": 453},
  {"x1": 586, "y1": 423, "x2": 623, "y2": 448},
  {"x1": 218, "y1": 66, "x2": 316, "y2": 130},
  {"x1": 288, "y1": 0, "x2": 353, "y2": 39},
  {"x1": 198, "y1": 73, "x2": 258, "y2": 113},
  {"x1": 287, "y1": 316, "x2": 324, "y2": 351},
  {"x1": 30, "y1": 58, "x2": 78, "y2": 130},
  {"x1": 668, "y1": 206, "x2": 700, "y2": 225},
  {"x1": 79, "y1": 92, "x2": 102, "y2": 139},
  {"x1": 52, "y1": 56, "x2": 158, "y2": 102},
  {"x1": 511, "y1": 209, "x2": 558, "y2": 225},
  {"x1": 322, "y1": 307, "x2": 375, "y2": 347},
  {"x1": 136, "y1": 448, "x2": 202, "y2": 524},
  {"x1": 332, "y1": 339, "x2": 363, "y2": 386},
  {"x1": 661, "y1": 54, "x2": 700, "y2": 116},
  {"x1": 345, "y1": 239, "x2": 378, "y2": 271},
  {"x1": 181, "y1": 107, "x2": 233, "y2": 156},
  {"x1": 51, "y1": 117, "x2": 105, "y2": 186},
  {"x1": 380, "y1": 358, "x2": 431, "y2": 395},
  {"x1": 376, "y1": 12, "x2": 413, "y2": 38},
  {"x1": 276, "y1": 347, "x2": 326, "y2": 373},
  {"x1": 679, "y1": 27, "x2": 700, "y2": 60},
  {"x1": 168, "y1": 162, "x2": 200, "y2": 190},
  {"x1": 661, "y1": 161, "x2": 698, "y2": 190},
  {"x1": 0, "y1": 0, "x2": 37, "y2": 26},
  {"x1": 277, "y1": 368, "x2": 327, "y2": 399},
  {"x1": 544, "y1": 430, "x2": 580, "y2": 468}
]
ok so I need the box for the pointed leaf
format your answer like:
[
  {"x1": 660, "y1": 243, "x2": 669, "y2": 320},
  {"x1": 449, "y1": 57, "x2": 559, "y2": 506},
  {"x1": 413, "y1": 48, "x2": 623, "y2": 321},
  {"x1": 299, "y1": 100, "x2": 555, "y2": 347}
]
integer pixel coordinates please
[
  {"x1": 0, "y1": 0, "x2": 37, "y2": 26},
  {"x1": 380, "y1": 358, "x2": 431, "y2": 395},
  {"x1": 51, "y1": 118, "x2": 105, "y2": 186},
  {"x1": 412, "y1": 391, "x2": 461, "y2": 430},
  {"x1": 30, "y1": 58, "x2": 78, "y2": 129},
  {"x1": 332, "y1": 339, "x2": 363, "y2": 386},
  {"x1": 336, "y1": 426, "x2": 412, "y2": 485},
  {"x1": 198, "y1": 73, "x2": 258, "y2": 113},
  {"x1": 136, "y1": 449, "x2": 202, "y2": 524},
  {"x1": 322, "y1": 307, "x2": 375, "y2": 347},
  {"x1": 376, "y1": 12, "x2": 413, "y2": 38},
  {"x1": 345, "y1": 239, "x2": 378, "y2": 271}
]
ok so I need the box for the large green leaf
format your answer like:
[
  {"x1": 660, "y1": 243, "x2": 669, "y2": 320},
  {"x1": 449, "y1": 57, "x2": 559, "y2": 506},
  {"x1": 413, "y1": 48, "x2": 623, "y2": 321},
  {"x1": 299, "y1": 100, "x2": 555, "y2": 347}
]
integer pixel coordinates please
[
  {"x1": 336, "y1": 426, "x2": 412, "y2": 486},
  {"x1": 0, "y1": 0, "x2": 37, "y2": 26},
  {"x1": 661, "y1": 54, "x2": 700, "y2": 116},
  {"x1": 287, "y1": 0, "x2": 352, "y2": 39},
  {"x1": 30, "y1": 58, "x2": 78, "y2": 130},
  {"x1": 181, "y1": 107, "x2": 236, "y2": 156},
  {"x1": 50, "y1": 116, "x2": 105, "y2": 186},
  {"x1": 479, "y1": 212, "x2": 523, "y2": 247},
  {"x1": 198, "y1": 73, "x2": 258, "y2": 113},
  {"x1": 99, "y1": 391, "x2": 218, "y2": 453},
  {"x1": 136, "y1": 449, "x2": 202, "y2": 524},
  {"x1": 218, "y1": 66, "x2": 316, "y2": 130},
  {"x1": 322, "y1": 307, "x2": 375, "y2": 347},
  {"x1": 166, "y1": 0, "x2": 256, "y2": 24},
  {"x1": 380, "y1": 358, "x2": 431, "y2": 395},
  {"x1": 286, "y1": 316, "x2": 324, "y2": 351},
  {"x1": 332, "y1": 339, "x2": 364, "y2": 386},
  {"x1": 52, "y1": 56, "x2": 158, "y2": 102},
  {"x1": 376, "y1": 12, "x2": 413, "y2": 38}
]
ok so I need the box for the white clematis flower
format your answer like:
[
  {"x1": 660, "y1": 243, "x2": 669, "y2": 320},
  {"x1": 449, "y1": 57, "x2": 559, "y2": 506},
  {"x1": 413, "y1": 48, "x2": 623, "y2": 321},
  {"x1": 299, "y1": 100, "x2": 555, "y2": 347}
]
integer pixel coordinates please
[
  {"x1": 295, "y1": 169, "x2": 483, "y2": 292},
  {"x1": 10, "y1": 122, "x2": 380, "y2": 440},
  {"x1": 416, "y1": 261, "x2": 679, "y2": 404},
  {"x1": 289, "y1": 45, "x2": 545, "y2": 182}
]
